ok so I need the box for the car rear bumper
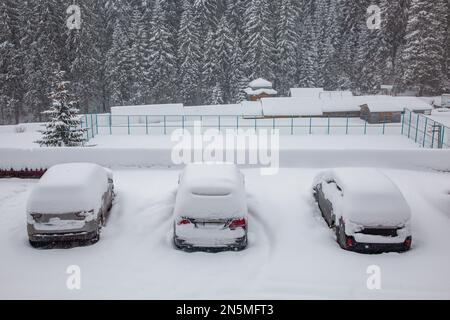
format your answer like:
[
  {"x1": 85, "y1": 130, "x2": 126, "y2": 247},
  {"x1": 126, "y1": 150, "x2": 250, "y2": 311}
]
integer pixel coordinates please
[
  {"x1": 349, "y1": 238, "x2": 411, "y2": 254},
  {"x1": 28, "y1": 229, "x2": 98, "y2": 243},
  {"x1": 27, "y1": 220, "x2": 99, "y2": 243},
  {"x1": 174, "y1": 236, "x2": 247, "y2": 252}
]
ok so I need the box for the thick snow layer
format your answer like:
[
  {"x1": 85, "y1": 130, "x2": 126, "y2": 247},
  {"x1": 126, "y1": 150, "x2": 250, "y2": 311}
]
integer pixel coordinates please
[
  {"x1": 1, "y1": 135, "x2": 450, "y2": 172},
  {"x1": 361, "y1": 96, "x2": 433, "y2": 112},
  {"x1": 319, "y1": 91, "x2": 353, "y2": 99},
  {"x1": 261, "y1": 97, "x2": 324, "y2": 116},
  {"x1": 244, "y1": 87, "x2": 278, "y2": 96},
  {"x1": 249, "y1": 78, "x2": 273, "y2": 89},
  {"x1": 321, "y1": 97, "x2": 362, "y2": 112},
  {"x1": 26, "y1": 163, "x2": 109, "y2": 214},
  {"x1": 174, "y1": 163, "x2": 247, "y2": 219},
  {"x1": 290, "y1": 88, "x2": 324, "y2": 98},
  {"x1": 313, "y1": 168, "x2": 411, "y2": 227},
  {"x1": 1, "y1": 168, "x2": 450, "y2": 299}
]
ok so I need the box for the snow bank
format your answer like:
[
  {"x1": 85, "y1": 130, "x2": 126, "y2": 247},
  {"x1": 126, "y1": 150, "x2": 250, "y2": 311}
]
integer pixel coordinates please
[
  {"x1": 26, "y1": 163, "x2": 109, "y2": 214},
  {"x1": 313, "y1": 168, "x2": 411, "y2": 227},
  {"x1": 1, "y1": 147, "x2": 450, "y2": 171},
  {"x1": 174, "y1": 163, "x2": 247, "y2": 219},
  {"x1": 261, "y1": 97, "x2": 324, "y2": 117}
]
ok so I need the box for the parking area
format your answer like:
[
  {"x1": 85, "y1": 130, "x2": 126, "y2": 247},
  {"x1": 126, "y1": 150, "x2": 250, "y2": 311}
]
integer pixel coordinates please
[{"x1": 0, "y1": 167, "x2": 449, "y2": 299}]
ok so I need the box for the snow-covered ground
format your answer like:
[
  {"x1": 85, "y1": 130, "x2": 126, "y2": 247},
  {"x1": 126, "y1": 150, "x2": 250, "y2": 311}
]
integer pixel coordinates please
[
  {"x1": 429, "y1": 108, "x2": 450, "y2": 127},
  {"x1": 1, "y1": 167, "x2": 449, "y2": 299}
]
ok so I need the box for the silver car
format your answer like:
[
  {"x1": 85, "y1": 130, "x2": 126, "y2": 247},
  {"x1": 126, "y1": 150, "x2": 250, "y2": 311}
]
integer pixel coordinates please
[{"x1": 27, "y1": 163, "x2": 115, "y2": 248}]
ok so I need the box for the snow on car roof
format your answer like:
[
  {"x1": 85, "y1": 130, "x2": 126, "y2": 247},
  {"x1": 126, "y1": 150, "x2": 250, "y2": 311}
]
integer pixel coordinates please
[
  {"x1": 314, "y1": 168, "x2": 411, "y2": 226},
  {"x1": 174, "y1": 163, "x2": 247, "y2": 219},
  {"x1": 261, "y1": 97, "x2": 324, "y2": 117},
  {"x1": 27, "y1": 163, "x2": 109, "y2": 214}
]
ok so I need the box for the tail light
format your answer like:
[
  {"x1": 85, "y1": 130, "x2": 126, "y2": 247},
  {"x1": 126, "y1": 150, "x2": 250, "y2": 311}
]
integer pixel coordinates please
[
  {"x1": 346, "y1": 236, "x2": 354, "y2": 247},
  {"x1": 404, "y1": 237, "x2": 412, "y2": 249},
  {"x1": 229, "y1": 218, "x2": 247, "y2": 230},
  {"x1": 178, "y1": 218, "x2": 191, "y2": 225},
  {"x1": 30, "y1": 213, "x2": 42, "y2": 221}
]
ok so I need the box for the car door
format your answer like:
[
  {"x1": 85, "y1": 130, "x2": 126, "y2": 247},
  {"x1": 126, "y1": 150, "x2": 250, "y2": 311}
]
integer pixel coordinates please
[{"x1": 317, "y1": 181, "x2": 342, "y2": 227}]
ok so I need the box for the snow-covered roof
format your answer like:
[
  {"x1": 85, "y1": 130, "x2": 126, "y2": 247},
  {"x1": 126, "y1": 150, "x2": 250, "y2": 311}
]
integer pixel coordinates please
[
  {"x1": 261, "y1": 97, "x2": 324, "y2": 117},
  {"x1": 361, "y1": 96, "x2": 432, "y2": 112},
  {"x1": 27, "y1": 163, "x2": 109, "y2": 214},
  {"x1": 111, "y1": 104, "x2": 184, "y2": 116},
  {"x1": 174, "y1": 163, "x2": 247, "y2": 219},
  {"x1": 319, "y1": 91, "x2": 353, "y2": 99},
  {"x1": 241, "y1": 101, "x2": 264, "y2": 117},
  {"x1": 321, "y1": 97, "x2": 362, "y2": 112},
  {"x1": 381, "y1": 85, "x2": 394, "y2": 90},
  {"x1": 313, "y1": 168, "x2": 411, "y2": 227},
  {"x1": 249, "y1": 78, "x2": 273, "y2": 89},
  {"x1": 244, "y1": 87, "x2": 278, "y2": 96},
  {"x1": 290, "y1": 88, "x2": 324, "y2": 98}
]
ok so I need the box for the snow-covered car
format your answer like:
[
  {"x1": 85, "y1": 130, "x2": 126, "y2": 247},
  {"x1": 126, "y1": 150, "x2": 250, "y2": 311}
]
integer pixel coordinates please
[
  {"x1": 27, "y1": 163, "x2": 115, "y2": 248},
  {"x1": 173, "y1": 163, "x2": 248, "y2": 252},
  {"x1": 312, "y1": 168, "x2": 412, "y2": 253}
]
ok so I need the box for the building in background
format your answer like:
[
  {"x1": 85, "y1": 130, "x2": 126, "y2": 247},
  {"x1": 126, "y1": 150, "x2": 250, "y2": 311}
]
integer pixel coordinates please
[{"x1": 244, "y1": 78, "x2": 277, "y2": 101}]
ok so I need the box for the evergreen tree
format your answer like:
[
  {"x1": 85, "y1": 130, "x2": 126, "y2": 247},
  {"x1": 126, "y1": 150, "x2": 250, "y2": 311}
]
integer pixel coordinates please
[
  {"x1": 244, "y1": 0, "x2": 276, "y2": 81},
  {"x1": 65, "y1": 0, "x2": 102, "y2": 114},
  {"x1": 0, "y1": 0, "x2": 23, "y2": 124},
  {"x1": 399, "y1": 0, "x2": 448, "y2": 95},
  {"x1": 148, "y1": 0, "x2": 178, "y2": 103},
  {"x1": 22, "y1": 0, "x2": 64, "y2": 122},
  {"x1": 178, "y1": 0, "x2": 203, "y2": 105},
  {"x1": 37, "y1": 69, "x2": 85, "y2": 147},
  {"x1": 277, "y1": 0, "x2": 300, "y2": 95}
]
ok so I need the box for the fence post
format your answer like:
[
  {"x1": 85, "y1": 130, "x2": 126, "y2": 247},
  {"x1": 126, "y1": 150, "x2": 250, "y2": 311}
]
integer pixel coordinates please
[
  {"x1": 382, "y1": 115, "x2": 386, "y2": 135},
  {"x1": 423, "y1": 118, "x2": 428, "y2": 147},
  {"x1": 407, "y1": 111, "x2": 412, "y2": 138},
  {"x1": 90, "y1": 114, "x2": 94, "y2": 138},
  {"x1": 146, "y1": 116, "x2": 149, "y2": 135},
  {"x1": 327, "y1": 117, "x2": 330, "y2": 135},
  {"x1": 346, "y1": 117, "x2": 349, "y2": 135},
  {"x1": 164, "y1": 116, "x2": 167, "y2": 135},
  {"x1": 431, "y1": 121, "x2": 436, "y2": 148},
  {"x1": 272, "y1": 118, "x2": 275, "y2": 130},
  {"x1": 96, "y1": 114, "x2": 99, "y2": 135},
  {"x1": 291, "y1": 118, "x2": 294, "y2": 135},
  {"x1": 401, "y1": 111, "x2": 405, "y2": 135},
  {"x1": 182, "y1": 116, "x2": 185, "y2": 134},
  {"x1": 254, "y1": 118, "x2": 257, "y2": 131},
  {"x1": 414, "y1": 114, "x2": 420, "y2": 143},
  {"x1": 127, "y1": 116, "x2": 130, "y2": 135},
  {"x1": 364, "y1": 120, "x2": 367, "y2": 135},
  {"x1": 218, "y1": 116, "x2": 221, "y2": 132},
  {"x1": 109, "y1": 114, "x2": 112, "y2": 135},
  {"x1": 441, "y1": 126, "x2": 446, "y2": 149},
  {"x1": 236, "y1": 116, "x2": 239, "y2": 130},
  {"x1": 309, "y1": 117, "x2": 312, "y2": 134}
]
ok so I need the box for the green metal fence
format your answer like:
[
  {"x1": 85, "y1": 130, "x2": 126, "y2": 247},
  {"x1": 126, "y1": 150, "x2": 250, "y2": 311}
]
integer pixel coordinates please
[
  {"x1": 402, "y1": 109, "x2": 449, "y2": 149},
  {"x1": 80, "y1": 113, "x2": 406, "y2": 139}
]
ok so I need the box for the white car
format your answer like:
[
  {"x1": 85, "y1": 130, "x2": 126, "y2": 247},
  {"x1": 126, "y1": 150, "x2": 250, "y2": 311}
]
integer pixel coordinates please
[
  {"x1": 313, "y1": 168, "x2": 412, "y2": 253},
  {"x1": 173, "y1": 163, "x2": 248, "y2": 252},
  {"x1": 27, "y1": 163, "x2": 115, "y2": 248}
]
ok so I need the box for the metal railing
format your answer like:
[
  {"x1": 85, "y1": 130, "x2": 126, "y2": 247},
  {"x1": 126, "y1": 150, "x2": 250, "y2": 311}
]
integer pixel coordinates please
[
  {"x1": 402, "y1": 109, "x2": 449, "y2": 149},
  {"x1": 80, "y1": 114, "x2": 405, "y2": 139}
]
